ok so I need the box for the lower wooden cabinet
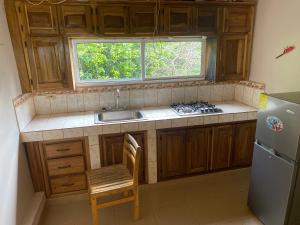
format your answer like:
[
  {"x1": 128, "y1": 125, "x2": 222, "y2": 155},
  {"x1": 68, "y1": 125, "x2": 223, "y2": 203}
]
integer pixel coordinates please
[
  {"x1": 157, "y1": 121, "x2": 256, "y2": 181},
  {"x1": 99, "y1": 132, "x2": 146, "y2": 184}
]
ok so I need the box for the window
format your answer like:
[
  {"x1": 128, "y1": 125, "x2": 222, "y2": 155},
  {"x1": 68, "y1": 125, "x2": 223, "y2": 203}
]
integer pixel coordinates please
[{"x1": 72, "y1": 37, "x2": 206, "y2": 84}]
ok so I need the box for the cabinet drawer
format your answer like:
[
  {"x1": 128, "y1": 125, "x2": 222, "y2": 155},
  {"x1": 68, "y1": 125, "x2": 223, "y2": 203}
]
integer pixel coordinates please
[
  {"x1": 47, "y1": 156, "x2": 85, "y2": 177},
  {"x1": 45, "y1": 141, "x2": 83, "y2": 159},
  {"x1": 50, "y1": 174, "x2": 87, "y2": 194}
]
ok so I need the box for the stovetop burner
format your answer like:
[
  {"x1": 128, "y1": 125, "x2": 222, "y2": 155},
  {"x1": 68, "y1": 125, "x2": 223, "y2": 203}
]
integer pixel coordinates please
[{"x1": 171, "y1": 101, "x2": 223, "y2": 116}]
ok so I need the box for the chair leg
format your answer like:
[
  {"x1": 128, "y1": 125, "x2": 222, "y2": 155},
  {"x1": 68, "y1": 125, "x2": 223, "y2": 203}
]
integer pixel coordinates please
[
  {"x1": 133, "y1": 187, "x2": 139, "y2": 220},
  {"x1": 91, "y1": 196, "x2": 99, "y2": 225}
]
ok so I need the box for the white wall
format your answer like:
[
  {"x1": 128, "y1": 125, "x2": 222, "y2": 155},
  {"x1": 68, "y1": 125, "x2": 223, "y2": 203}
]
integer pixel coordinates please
[
  {"x1": 0, "y1": 1, "x2": 35, "y2": 225},
  {"x1": 250, "y1": 0, "x2": 300, "y2": 93}
]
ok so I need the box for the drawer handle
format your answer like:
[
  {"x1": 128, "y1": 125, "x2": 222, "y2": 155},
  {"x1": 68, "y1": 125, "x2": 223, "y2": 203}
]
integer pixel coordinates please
[
  {"x1": 56, "y1": 148, "x2": 70, "y2": 152},
  {"x1": 57, "y1": 165, "x2": 71, "y2": 169},
  {"x1": 62, "y1": 183, "x2": 74, "y2": 187}
]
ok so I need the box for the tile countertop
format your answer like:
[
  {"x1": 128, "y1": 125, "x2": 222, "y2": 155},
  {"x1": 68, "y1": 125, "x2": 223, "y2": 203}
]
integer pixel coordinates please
[{"x1": 21, "y1": 101, "x2": 258, "y2": 142}]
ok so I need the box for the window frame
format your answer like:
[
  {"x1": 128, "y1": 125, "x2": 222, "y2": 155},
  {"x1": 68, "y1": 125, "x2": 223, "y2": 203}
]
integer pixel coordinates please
[{"x1": 72, "y1": 37, "x2": 207, "y2": 86}]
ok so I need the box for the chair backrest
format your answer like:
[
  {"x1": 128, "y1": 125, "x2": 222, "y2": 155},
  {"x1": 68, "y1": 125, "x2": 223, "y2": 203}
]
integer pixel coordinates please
[{"x1": 122, "y1": 134, "x2": 141, "y2": 185}]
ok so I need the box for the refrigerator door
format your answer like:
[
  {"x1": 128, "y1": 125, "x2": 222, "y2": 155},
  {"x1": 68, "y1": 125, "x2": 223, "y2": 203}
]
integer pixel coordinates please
[
  {"x1": 248, "y1": 143, "x2": 294, "y2": 225},
  {"x1": 256, "y1": 95, "x2": 300, "y2": 161}
]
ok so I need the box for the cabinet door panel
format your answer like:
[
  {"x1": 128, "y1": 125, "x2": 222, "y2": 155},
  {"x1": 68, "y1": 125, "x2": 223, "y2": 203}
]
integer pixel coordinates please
[
  {"x1": 186, "y1": 127, "x2": 211, "y2": 174},
  {"x1": 24, "y1": 4, "x2": 58, "y2": 35},
  {"x1": 232, "y1": 122, "x2": 256, "y2": 167},
  {"x1": 97, "y1": 6, "x2": 129, "y2": 35},
  {"x1": 158, "y1": 129, "x2": 186, "y2": 180},
  {"x1": 28, "y1": 36, "x2": 66, "y2": 90},
  {"x1": 219, "y1": 34, "x2": 248, "y2": 81},
  {"x1": 130, "y1": 6, "x2": 156, "y2": 35},
  {"x1": 59, "y1": 5, "x2": 93, "y2": 34},
  {"x1": 211, "y1": 125, "x2": 234, "y2": 171},
  {"x1": 195, "y1": 7, "x2": 219, "y2": 35},
  {"x1": 165, "y1": 7, "x2": 192, "y2": 35},
  {"x1": 223, "y1": 7, "x2": 253, "y2": 33}
]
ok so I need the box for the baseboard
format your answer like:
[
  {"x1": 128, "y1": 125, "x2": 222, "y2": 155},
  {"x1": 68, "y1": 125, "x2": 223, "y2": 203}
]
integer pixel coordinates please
[{"x1": 21, "y1": 192, "x2": 46, "y2": 225}]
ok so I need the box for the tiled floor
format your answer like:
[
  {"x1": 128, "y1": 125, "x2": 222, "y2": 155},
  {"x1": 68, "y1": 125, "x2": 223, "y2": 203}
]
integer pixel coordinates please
[{"x1": 40, "y1": 168, "x2": 263, "y2": 225}]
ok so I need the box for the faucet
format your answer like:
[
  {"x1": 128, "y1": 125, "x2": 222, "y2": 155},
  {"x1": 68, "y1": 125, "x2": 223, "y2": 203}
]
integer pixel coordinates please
[{"x1": 114, "y1": 89, "x2": 121, "y2": 110}]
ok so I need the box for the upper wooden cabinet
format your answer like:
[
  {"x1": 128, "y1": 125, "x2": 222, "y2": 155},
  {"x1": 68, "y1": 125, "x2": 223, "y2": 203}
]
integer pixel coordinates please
[
  {"x1": 27, "y1": 36, "x2": 68, "y2": 90},
  {"x1": 163, "y1": 6, "x2": 193, "y2": 35},
  {"x1": 223, "y1": 7, "x2": 254, "y2": 33},
  {"x1": 23, "y1": 4, "x2": 59, "y2": 35},
  {"x1": 194, "y1": 7, "x2": 219, "y2": 35},
  {"x1": 219, "y1": 34, "x2": 248, "y2": 81},
  {"x1": 130, "y1": 5, "x2": 156, "y2": 35},
  {"x1": 97, "y1": 5, "x2": 129, "y2": 35},
  {"x1": 59, "y1": 5, "x2": 94, "y2": 34}
]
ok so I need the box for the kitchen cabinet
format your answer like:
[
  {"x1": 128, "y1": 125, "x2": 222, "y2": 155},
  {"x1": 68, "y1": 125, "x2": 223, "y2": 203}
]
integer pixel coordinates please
[
  {"x1": 27, "y1": 36, "x2": 70, "y2": 90},
  {"x1": 231, "y1": 121, "x2": 256, "y2": 167},
  {"x1": 218, "y1": 34, "x2": 248, "y2": 81},
  {"x1": 223, "y1": 7, "x2": 254, "y2": 34},
  {"x1": 157, "y1": 129, "x2": 186, "y2": 180},
  {"x1": 194, "y1": 7, "x2": 219, "y2": 35},
  {"x1": 130, "y1": 5, "x2": 156, "y2": 35},
  {"x1": 25, "y1": 138, "x2": 88, "y2": 197},
  {"x1": 100, "y1": 132, "x2": 146, "y2": 183},
  {"x1": 211, "y1": 125, "x2": 234, "y2": 171},
  {"x1": 59, "y1": 5, "x2": 94, "y2": 34},
  {"x1": 97, "y1": 5, "x2": 129, "y2": 35},
  {"x1": 23, "y1": 3, "x2": 59, "y2": 35}
]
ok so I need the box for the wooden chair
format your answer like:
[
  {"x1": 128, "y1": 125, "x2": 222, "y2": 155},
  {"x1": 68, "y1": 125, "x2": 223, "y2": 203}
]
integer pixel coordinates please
[{"x1": 87, "y1": 134, "x2": 141, "y2": 225}]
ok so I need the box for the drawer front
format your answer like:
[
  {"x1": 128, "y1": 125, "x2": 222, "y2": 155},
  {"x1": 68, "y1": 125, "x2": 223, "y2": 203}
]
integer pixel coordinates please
[
  {"x1": 50, "y1": 174, "x2": 87, "y2": 194},
  {"x1": 47, "y1": 156, "x2": 85, "y2": 177},
  {"x1": 45, "y1": 141, "x2": 83, "y2": 159}
]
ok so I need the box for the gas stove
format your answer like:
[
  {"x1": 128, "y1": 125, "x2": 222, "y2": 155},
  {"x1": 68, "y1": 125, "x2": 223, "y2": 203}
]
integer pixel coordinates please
[{"x1": 170, "y1": 101, "x2": 223, "y2": 116}]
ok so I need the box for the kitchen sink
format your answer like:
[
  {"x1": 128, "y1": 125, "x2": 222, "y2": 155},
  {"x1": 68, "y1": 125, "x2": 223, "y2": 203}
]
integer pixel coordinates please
[{"x1": 95, "y1": 110, "x2": 143, "y2": 123}]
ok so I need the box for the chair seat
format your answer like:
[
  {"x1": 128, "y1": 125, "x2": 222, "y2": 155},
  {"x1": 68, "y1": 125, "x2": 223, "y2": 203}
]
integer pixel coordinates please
[{"x1": 87, "y1": 164, "x2": 133, "y2": 195}]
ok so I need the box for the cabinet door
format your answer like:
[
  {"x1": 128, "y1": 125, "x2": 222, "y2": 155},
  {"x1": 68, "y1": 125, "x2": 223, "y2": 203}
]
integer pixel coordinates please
[
  {"x1": 97, "y1": 6, "x2": 129, "y2": 35},
  {"x1": 158, "y1": 129, "x2": 186, "y2": 180},
  {"x1": 100, "y1": 133, "x2": 145, "y2": 183},
  {"x1": 130, "y1": 5, "x2": 156, "y2": 35},
  {"x1": 211, "y1": 125, "x2": 234, "y2": 171},
  {"x1": 186, "y1": 127, "x2": 211, "y2": 174},
  {"x1": 28, "y1": 36, "x2": 67, "y2": 90},
  {"x1": 219, "y1": 34, "x2": 248, "y2": 81},
  {"x1": 223, "y1": 7, "x2": 253, "y2": 33},
  {"x1": 232, "y1": 122, "x2": 256, "y2": 167},
  {"x1": 59, "y1": 5, "x2": 93, "y2": 34},
  {"x1": 24, "y1": 4, "x2": 58, "y2": 35},
  {"x1": 164, "y1": 7, "x2": 192, "y2": 35},
  {"x1": 195, "y1": 7, "x2": 219, "y2": 35}
]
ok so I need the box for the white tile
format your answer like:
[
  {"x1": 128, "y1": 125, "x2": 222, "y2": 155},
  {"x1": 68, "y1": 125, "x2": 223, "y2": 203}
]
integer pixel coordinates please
[
  {"x1": 171, "y1": 118, "x2": 188, "y2": 128},
  {"x1": 50, "y1": 94, "x2": 67, "y2": 114},
  {"x1": 187, "y1": 116, "x2": 204, "y2": 126},
  {"x1": 155, "y1": 119, "x2": 172, "y2": 129},
  {"x1": 34, "y1": 95, "x2": 51, "y2": 115},
  {"x1": 43, "y1": 130, "x2": 64, "y2": 140},
  {"x1": 204, "y1": 115, "x2": 219, "y2": 125},
  {"x1": 139, "y1": 121, "x2": 156, "y2": 131},
  {"x1": 144, "y1": 89, "x2": 158, "y2": 107},
  {"x1": 102, "y1": 124, "x2": 121, "y2": 134},
  {"x1": 88, "y1": 135, "x2": 99, "y2": 146},
  {"x1": 83, "y1": 93, "x2": 100, "y2": 111},
  {"x1": 184, "y1": 86, "x2": 198, "y2": 103},
  {"x1": 248, "y1": 111, "x2": 258, "y2": 120},
  {"x1": 83, "y1": 126, "x2": 102, "y2": 136},
  {"x1": 243, "y1": 86, "x2": 254, "y2": 106},
  {"x1": 120, "y1": 122, "x2": 139, "y2": 133},
  {"x1": 234, "y1": 85, "x2": 244, "y2": 103},
  {"x1": 147, "y1": 137, "x2": 157, "y2": 163},
  {"x1": 223, "y1": 84, "x2": 235, "y2": 101},
  {"x1": 15, "y1": 97, "x2": 35, "y2": 130},
  {"x1": 198, "y1": 85, "x2": 211, "y2": 102},
  {"x1": 211, "y1": 85, "x2": 223, "y2": 102},
  {"x1": 219, "y1": 114, "x2": 234, "y2": 123},
  {"x1": 157, "y1": 88, "x2": 172, "y2": 106},
  {"x1": 100, "y1": 91, "x2": 115, "y2": 109},
  {"x1": 252, "y1": 89, "x2": 264, "y2": 108},
  {"x1": 89, "y1": 145, "x2": 101, "y2": 169},
  {"x1": 67, "y1": 93, "x2": 84, "y2": 113},
  {"x1": 171, "y1": 87, "x2": 185, "y2": 104},
  {"x1": 21, "y1": 131, "x2": 43, "y2": 142},
  {"x1": 118, "y1": 90, "x2": 130, "y2": 109},
  {"x1": 148, "y1": 161, "x2": 157, "y2": 184},
  {"x1": 63, "y1": 128, "x2": 84, "y2": 139},
  {"x1": 129, "y1": 89, "x2": 144, "y2": 108},
  {"x1": 233, "y1": 112, "x2": 248, "y2": 121}
]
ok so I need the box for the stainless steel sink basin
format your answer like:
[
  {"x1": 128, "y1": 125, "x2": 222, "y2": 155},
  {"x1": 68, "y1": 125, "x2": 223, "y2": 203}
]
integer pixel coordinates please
[{"x1": 95, "y1": 110, "x2": 143, "y2": 123}]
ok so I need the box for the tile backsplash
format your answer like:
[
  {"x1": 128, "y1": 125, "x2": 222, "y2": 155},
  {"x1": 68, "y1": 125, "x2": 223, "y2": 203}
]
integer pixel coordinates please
[{"x1": 13, "y1": 81, "x2": 265, "y2": 131}]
